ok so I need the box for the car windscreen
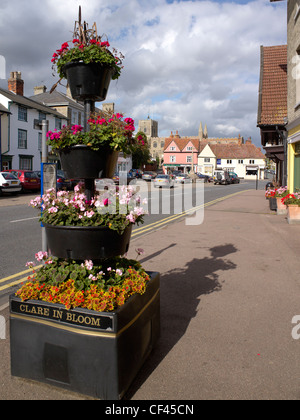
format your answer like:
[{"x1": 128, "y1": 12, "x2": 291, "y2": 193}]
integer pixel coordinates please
[
  {"x1": 1, "y1": 173, "x2": 18, "y2": 180},
  {"x1": 24, "y1": 172, "x2": 37, "y2": 179}
]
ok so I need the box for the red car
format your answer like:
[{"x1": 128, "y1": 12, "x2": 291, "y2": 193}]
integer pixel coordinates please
[{"x1": 7, "y1": 170, "x2": 40, "y2": 192}]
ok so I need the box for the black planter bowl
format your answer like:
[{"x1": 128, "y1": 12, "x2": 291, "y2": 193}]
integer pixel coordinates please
[
  {"x1": 10, "y1": 271, "x2": 160, "y2": 400},
  {"x1": 63, "y1": 61, "x2": 115, "y2": 102},
  {"x1": 45, "y1": 224, "x2": 132, "y2": 260},
  {"x1": 59, "y1": 146, "x2": 118, "y2": 179}
]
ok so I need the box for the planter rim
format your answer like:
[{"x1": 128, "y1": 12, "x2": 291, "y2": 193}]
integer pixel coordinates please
[
  {"x1": 62, "y1": 60, "x2": 115, "y2": 75},
  {"x1": 44, "y1": 223, "x2": 129, "y2": 232}
]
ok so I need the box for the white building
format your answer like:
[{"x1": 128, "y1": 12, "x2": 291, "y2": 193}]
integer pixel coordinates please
[
  {"x1": 198, "y1": 139, "x2": 266, "y2": 179},
  {"x1": 0, "y1": 72, "x2": 67, "y2": 171}
]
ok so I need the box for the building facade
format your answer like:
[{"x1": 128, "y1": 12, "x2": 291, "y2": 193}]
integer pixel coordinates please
[
  {"x1": 198, "y1": 139, "x2": 266, "y2": 179},
  {"x1": 286, "y1": 0, "x2": 300, "y2": 193},
  {"x1": 0, "y1": 72, "x2": 67, "y2": 171},
  {"x1": 163, "y1": 132, "x2": 200, "y2": 173},
  {"x1": 257, "y1": 44, "x2": 287, "y2": 186}
]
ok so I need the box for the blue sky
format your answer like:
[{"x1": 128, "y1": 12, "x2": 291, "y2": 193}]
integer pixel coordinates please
[{"x1": 0, "y1": 0, "x2": 287, "y2": 146}]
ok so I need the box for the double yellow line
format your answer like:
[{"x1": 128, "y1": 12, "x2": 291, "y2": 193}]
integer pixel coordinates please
[
  {"x1": 0, "y1": 190, "x2": 249, "y2": 292},
  {"x1": 131, "y1": 189, "x2": 249, "y2": 238}
]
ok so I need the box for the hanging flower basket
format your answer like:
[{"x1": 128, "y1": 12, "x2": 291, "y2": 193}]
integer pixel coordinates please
[
  {"x1": 63, "y1": 61, "x2": 115, "y2": 101},
  {"x1": 59, "y1": 145, "x2": 118, "y2": 179},
  {"x1": 45, "y1": 224, "x2": 132, "y2": 260}
]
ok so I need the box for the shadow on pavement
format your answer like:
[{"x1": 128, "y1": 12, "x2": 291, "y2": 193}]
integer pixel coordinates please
[{"x1": 125, "y1": 243, "x2": 238, "y2": 399}]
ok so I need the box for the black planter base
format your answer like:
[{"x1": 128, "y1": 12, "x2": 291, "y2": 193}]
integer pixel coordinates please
[{"x1": 10, "y1": 272, "x2": 160, "y2": 400}]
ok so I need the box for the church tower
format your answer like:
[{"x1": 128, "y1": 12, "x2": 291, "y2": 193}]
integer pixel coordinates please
[{"x1": 199, "y1": 122, "x2": 203, "y2": 140}]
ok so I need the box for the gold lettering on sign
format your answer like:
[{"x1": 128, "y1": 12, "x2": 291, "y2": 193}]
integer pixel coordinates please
[{"x1": 16, "y1": 303, "x2": 105, "y2": 330}]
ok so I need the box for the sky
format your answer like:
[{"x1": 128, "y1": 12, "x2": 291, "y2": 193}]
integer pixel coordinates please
[{"x1": 0, "y1": 0, "x2": 287, "y2": 147}]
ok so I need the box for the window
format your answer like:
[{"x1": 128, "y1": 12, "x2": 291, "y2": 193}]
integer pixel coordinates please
[
  {"x1": 39, "y1": 111, "x2": 47, "y2": 122},
  {"x1": 186, "y1": 156, "x2": 192, "y2": 163},
  {"x1": 18, "y1": 106, "x2": 27, "y2": 122},
  {"x1": 153, "y1": 142, "x2": 157, "y2": 148},
  {"x1": 238, "y1": 159, "x2": 244, "y2": 164},
  {"x1": 170, "y1": 146, "x2": 176, "y2": 151},
  {"x1": 227, "y1": 159, "x2": 232, "y2": 164},
  {"x1": 249, "y1": 159, "x2": 255, "y2": 164},
  {"x1": 186, "y1": 146, "x2": 193, "y2": 151},
  {"x1": 18, "y1": 129, "x2": 27, "y2": 149},
  {"x1": 170, "y1": 156, "x2": 176, "y2": 163},
  {"x1": 55, "y1": 118, "x2": 62, "y2": 130},
  {"x1": 204, "y1": 158, "x2": 210, "y2": 163},
  {"x1": 71, "y1": 110, "x2": 78, "y2": 124},
  {"x1": 19, "y1": 157, "x2": 32, "y2": 170}
]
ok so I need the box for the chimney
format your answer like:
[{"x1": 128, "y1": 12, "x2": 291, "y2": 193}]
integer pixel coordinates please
[
  {"x1": 34, "y1": 85, "x2": 47, "y2": 95},
  {"x1": 245, "y1": 137, "x2": 252, "y2": 145},
  {"x1": 8, "y1": 71, "x2": 24, "y2": 96}
]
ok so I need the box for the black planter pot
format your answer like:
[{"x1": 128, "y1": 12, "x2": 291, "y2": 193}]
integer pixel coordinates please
[
  {"x1": 45, "y1": 224, "x2": 132, "y2": 260},
  {"x1": 59, "y1": 146, "x2": 118, "y2": 179},
  {"x1": 10, "y1": 271, "x2": 160, "y2": 400},
  {"x1": 63, "y1": 61, "x2": 115, "y2": 101},
  {"x1": 269, "y1": 197, "x2": 277, "y2": 211}
]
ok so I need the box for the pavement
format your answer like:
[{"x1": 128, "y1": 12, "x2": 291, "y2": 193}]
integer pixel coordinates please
[{"x1": 1, "y1": 188, "x2": 300, "y2": 400}]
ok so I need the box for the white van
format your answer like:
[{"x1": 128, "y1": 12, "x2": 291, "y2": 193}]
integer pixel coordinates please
[{"x1": 213, "y1": 170, "x2": 230, "y2": 185}]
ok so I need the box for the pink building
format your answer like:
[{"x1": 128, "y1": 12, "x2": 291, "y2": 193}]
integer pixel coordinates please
[{"x1": 163, "y1": 131, "x2": 200, "y2": 174}]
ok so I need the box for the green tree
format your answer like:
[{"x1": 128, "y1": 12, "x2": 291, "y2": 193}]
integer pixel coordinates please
[{"x1": 132, "y1": 132, "x2": 151, "y2": 169}]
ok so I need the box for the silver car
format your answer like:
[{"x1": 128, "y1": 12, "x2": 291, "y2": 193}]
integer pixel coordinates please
[
  {"x1": 153, "y1": 174, "x2": 174, "y2": 188},
  {"x1": 175, "y1": 173, "x2": 192, "y2": 184}
]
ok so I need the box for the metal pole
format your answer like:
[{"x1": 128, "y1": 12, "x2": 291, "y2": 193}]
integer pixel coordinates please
[
  {"x1": 41, "y1": 119, "x2": 49, "y2": 252},
  {"x1": 84, "y1": 100, "x2": 95, "y2": 200}
]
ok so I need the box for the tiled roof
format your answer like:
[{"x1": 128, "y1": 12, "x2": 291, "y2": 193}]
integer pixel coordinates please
[
  {"x1": 257, "y1": 45, "x2": 287, "y2": 126},
  {"x1": 164, "y1": 137, "x2": 200, "y2": 151},
  {"x1": 0, "y1": 87, "x2": 66, "y2": 119},
  {"x1": 200, "y1": 143, "x2": 265, "y2": 159}
]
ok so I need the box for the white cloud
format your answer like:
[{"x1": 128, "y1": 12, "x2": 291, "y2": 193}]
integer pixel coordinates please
[{"x1": 0, "y1": 0, "x2": 287, "y2": 146}]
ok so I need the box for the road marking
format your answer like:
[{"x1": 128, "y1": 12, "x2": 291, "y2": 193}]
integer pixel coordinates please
[
  {"x1": 0, "y1": 190, "x2": 249, "y2": 292},
  {"x1": 132, "y1": 189, "x2": 249, "y2": 237},
  {"x1": 10, "y1": 216, "x2": 39, "y2": 223}
]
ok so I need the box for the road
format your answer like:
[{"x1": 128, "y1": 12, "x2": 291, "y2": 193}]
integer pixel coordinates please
[{"x1": 0, "y1": 179, "x2": 267, "y2": 307}]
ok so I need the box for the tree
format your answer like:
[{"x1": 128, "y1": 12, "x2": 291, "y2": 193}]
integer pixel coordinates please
[{"x1": 131, "y1": 131, "x2": 151, "y2": 169}]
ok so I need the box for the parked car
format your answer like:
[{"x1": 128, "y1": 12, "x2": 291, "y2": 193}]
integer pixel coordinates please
[
  {"x1": 95, "y1": 178, "x2": 115, "y2": 191},
  {"x1": 213, "y1": 170, "x2": 230, "y2": 185},
  {"x1": 7, "y1": 169, "x2": 40, "y2": 192},
  {"x1": 228, "y1": 172, "x2": 240, "y2": 184},
  {"x1": 112, "y1": 172, "x2": 137, "y2": 185},
  {"x1": 0, "y1": 171, "x2": 22, "y2": 195},
  {"x1": 34, "y1": 169, "x2": 72, "y2": 190},
  {"x1": 153, "y1": 174, "x2": 174, "y2": 188},
  {"x1": 197, "y1": 173, "x2": 213, "y2": 183},
  {"x1": 174, "y1": 173, "x2": 192, "y2": 184},
  {"x1": 142, "y1": 171, "x2": 157, "y2": 181},
  {"x1": 57, "y1": 170, "x2": 73, "y2": 190},
  {"x1": 129, "y1": 169, "x2": 143, "y2": 178}
]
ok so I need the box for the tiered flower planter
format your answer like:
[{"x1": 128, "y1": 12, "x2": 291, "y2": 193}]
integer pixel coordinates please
[{"x1": 10, "y1": 33, "x2": 160, "y2": 399}]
